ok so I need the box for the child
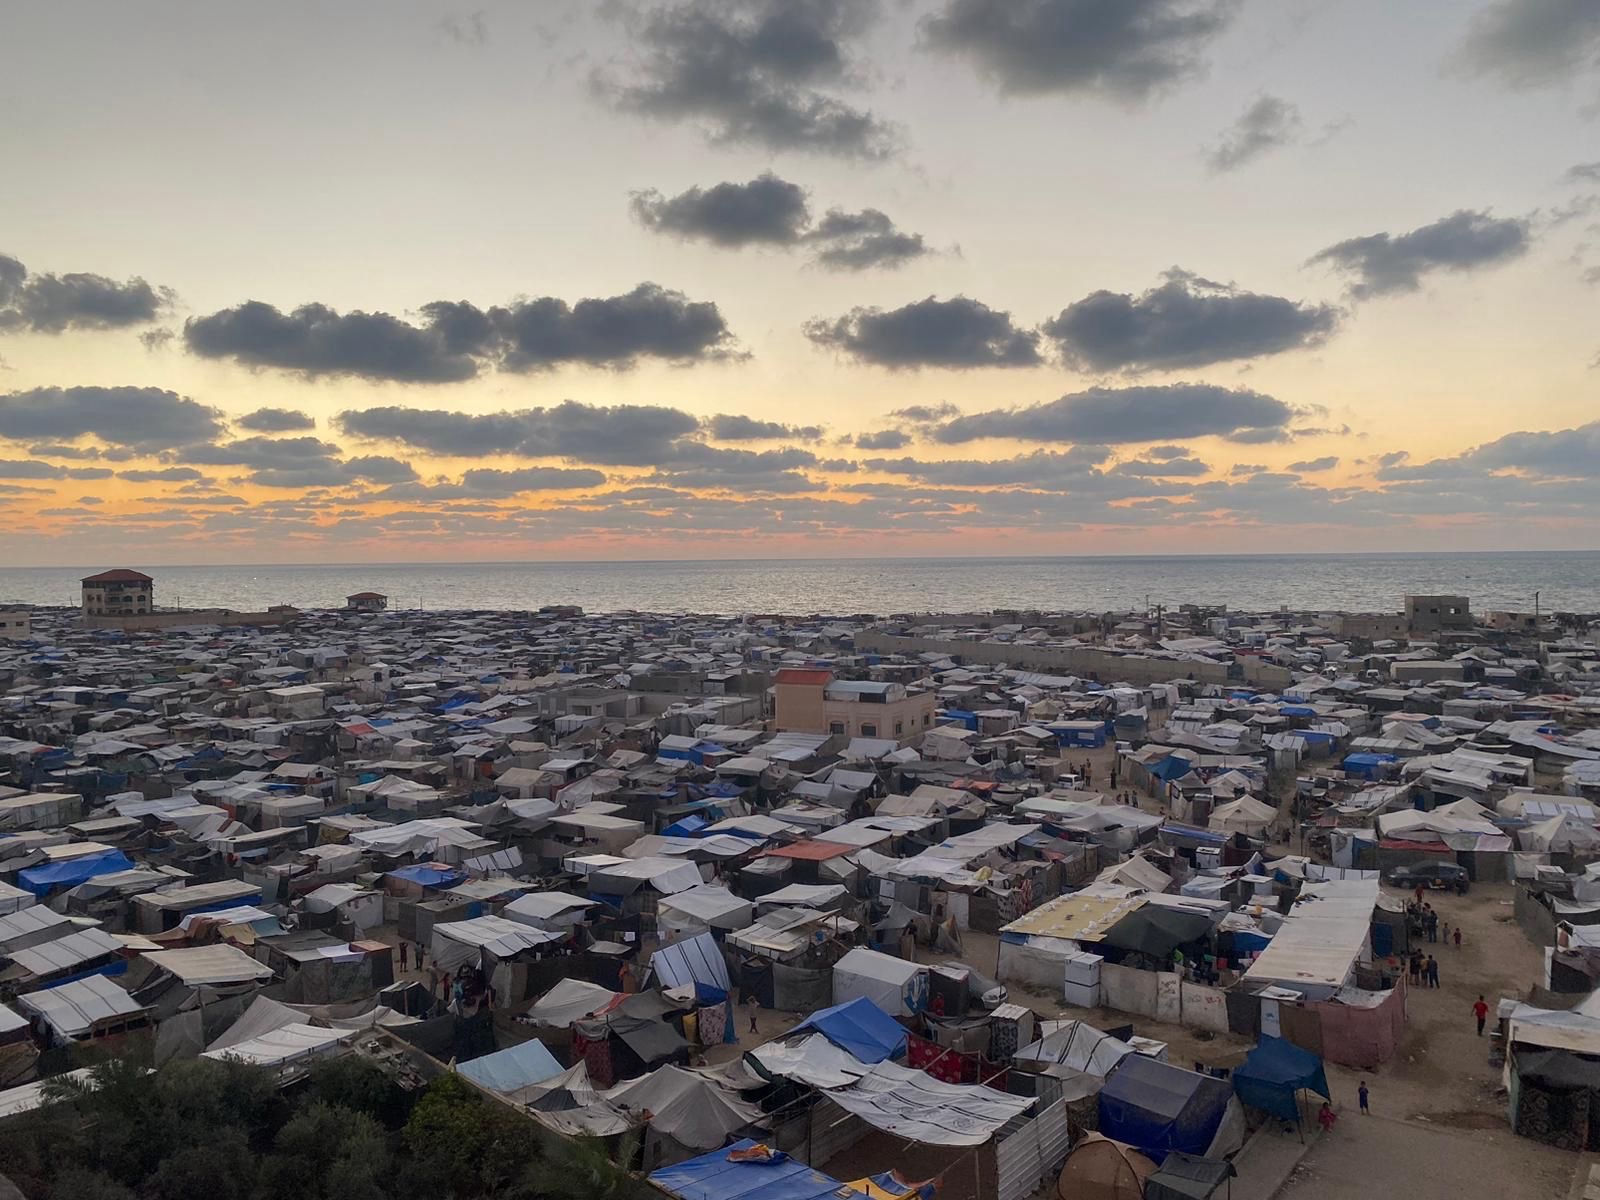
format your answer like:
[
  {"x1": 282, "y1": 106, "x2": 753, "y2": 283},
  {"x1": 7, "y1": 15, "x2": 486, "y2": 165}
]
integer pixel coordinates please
[{"x1": 1358, "y1": 1081, "x2": 1369, "y2": 1114}]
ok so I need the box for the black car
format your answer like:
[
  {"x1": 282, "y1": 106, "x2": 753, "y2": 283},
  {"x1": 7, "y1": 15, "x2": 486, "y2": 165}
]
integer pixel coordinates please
[{"x1": 1385, "y1": 862, "x2": 1469, "y2": 892}]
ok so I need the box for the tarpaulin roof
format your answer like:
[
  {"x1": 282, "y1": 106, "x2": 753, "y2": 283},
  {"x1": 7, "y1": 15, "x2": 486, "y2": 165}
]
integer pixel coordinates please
[
  {"x1": 1231, "y1": 1037, "x2": 1330, "y2": 1122},
  {"x1": 1100, "y1": 907, "x2": 1216, "y2": 959},
  {"x1": 526, "y1": 978, "x2": 619, "y2": 1028},
  {"x1": 1012, "y1": 1020, "x2": 1134, "y2": 1079},
  {"x1": 650, "y1": 1139, "x2": 846, "y2": 1200},
  {"x1": 203, "y1": 1022, "x2": 349, "y2": 1067},
  {"x1": 17, "y1": 973, "x2": 147, "y2": 1038},
  {"x1": 458, "y1": 1038, "x2": 564, "y2": 1096},
  {"x1": 17, "y1": 849, "x2": 135, "y2": 897},
  {"x1": 821, "y1": 1060, "x2": 1034, "y2": 1146},
  {"x1": 1098, "y1": 1055, "x2": 1234, "y2": 1162},
  {"x1": 386, "y1": 864, "x2": 466, "y2": 887},
  {"x1": 650, "y1": 931, "x2": 731, "y2": 996},
  {"x1": 1144, "y1": 1153, "x2": 1237, "y2": 1200},
  {"x1": 791, "y1": 997, "x2": 908, "y2": 1064},
  {"x1": 606, "y1": 1065, "x2": 765, "y2": 1150}
]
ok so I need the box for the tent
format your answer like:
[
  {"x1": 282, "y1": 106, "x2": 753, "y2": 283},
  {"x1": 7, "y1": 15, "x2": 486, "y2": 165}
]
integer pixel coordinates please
[
  {"x1": 458, "y1": 1038, "x2": 565, "y2": 1100},
  {"x1": 650, "y1": 1139, "x2": 846, "y2": 1200},
  {"x1": 606, "y1": 1065, "x2": 765, "y2": 1150},
  {"x1": 1100, "y1": 908, "x2": 1216, "y2": 960},
  {"x1": 1013, "y1": 1020, "x2": 1134, "y2": 1080},
  {"x1": 1231, "y1": 1037, "x2": 1330, "y2": 1123},
  {"x1": 658, "y1": 886, "x2": 755, "y2": 941},
  {"x1": 525, "y1": 978, "x2": 619, "y2": 1028},
  {"x1": 1144, "y1": 1152, "x2": 1237, "y2": 1200},
  {"x1": 831, "y1": 947, "x2": 928, "y2": 1016},
  {"x1": 822, "y1": 1060, "x2": 1034, "y2": 1146},
  {"x1": 790, "y1": 997, "x2": 908, "y2": 1064},
  {"x1": 16, "y1": 849, "x2": 135, "y2": 898},
  {"x1": 1098, "y1": 1055, "x2": 1240, "y2": 1163},
  {"x1": 651, "y1": 931, "x2": 732, "y2": 1000},
  {"x1": 1054, "y1": 1133, "x2": 1157, "y2": 1200},
  {"x1": 1207, "y1": 798, "x2": 1276, "y2": 837}
]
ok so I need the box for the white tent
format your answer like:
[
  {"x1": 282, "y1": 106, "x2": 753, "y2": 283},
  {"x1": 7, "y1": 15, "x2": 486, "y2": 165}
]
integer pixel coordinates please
[
  {"x1": 1208, "y1": 796, "x2": 1277, "y2": 836},
  {"x1": 502, "y1": 891, "x2": 597, "y2": 930},
  {"x1": 656, "y1": 885, "x2": 754, "y2": 941},
  {"x1": 203, "y1": 1022, "x2": 351, "y2": 1068},
  {"x1": 525, "y1": 979, "x2": 619, "y2": 1029},
  {"x1": 1520, "y1": 814, "x2": 1600, "y2": 854},
  {"x1": 831, "y1": 946, "x2": 928, "y2": 1016}
]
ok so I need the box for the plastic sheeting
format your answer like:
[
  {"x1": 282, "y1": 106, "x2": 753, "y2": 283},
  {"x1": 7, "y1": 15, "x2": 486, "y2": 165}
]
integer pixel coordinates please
[
  {"x1": 1097, "y1": 1055, "x2": 1235, "y2": 1163},
  {"x1": 207, "y1": 994, "x2": 417, "y2": 1052},
  {"x1": 203, "y1": 1022, "x2": 348, "y2": 1067},
  {"x1": 790, "y1": 997, "x2": 908, "y2": 1064},
  {"x1": 823, "y1": 1060, "x2": 1034, "y2": 1146},
  {"x1": 748, "y1": 1033, "x2": 870, "y2": 1089},
  {"x1": 17, "y1": 849, "x2": 135, "y2": 897},
  {"x1": 650, "y1": 932, "x2": 731, "y2": 997},
  {"x1": 606, "y1": 1065, "x2": 765, "y2": 1150},
  {"x1": 458, "y1": 1038, "x2": 564, "y2": 1097},
  {"x1": 650, "y1": 1139, "x2": 847, "y2": 1200},
  {"x1": 1013, "y1": 1020, "x2": 1134, "y2": 1079},
  {"x1": 525, "y1": 979, "x2": 619, "y2": 1028}
]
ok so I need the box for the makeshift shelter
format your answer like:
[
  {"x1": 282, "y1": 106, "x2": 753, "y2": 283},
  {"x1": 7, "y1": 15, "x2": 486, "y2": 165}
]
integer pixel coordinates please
[
  {"x1": 458, "y1": 1038, "x2": 565, "y2": 1102},
  {"x1": 606, "y1": 1064, "x2": 765, "y2": 1154},
  {"x1": 1013, "y1": 1020, "x2": 1134, "y2": 1080},
  {"x1": 202, "y1": 1023, "x2": 352, "y2": 1073},
  {"x1": 16, "y1": 849, "x2": 136, "y2": 898},
  {"x1": 1054, "y1": 1133, "x2": 1157, "y2": 1200},
  {"x1": 1207, "y1": 798, "x2": 1276, "y2": 838},
  {"x1": 821, "y1": 1059, "x2": 1034, "y2": 1146},
  {"x1": 657, "y1": 886, "x2": 754, "y2": 942},
  {"x1": 1101, "y1": 908, "x2": 1215, "y2": 961},
  {"x1": 1097, "y1": 1055, "x2": 1242, "y2": 1163},
  {"x1": 1144, "y1": 1153, "x2": 1237, "y2": 1200},
  {"x1": 1230, "y1": 1038, "x2": 1329, "y2": 1124},
  {"x1": 832, "y1": 947, "x2": 928, "y2": 1016},
  {"x1": 790, "y1": 996, "x2": 908, "y2": 1064},
  {"x1": 572, "y1": 991, "x2": 690, "y2": 1088},
  {"x1": 650, "y1": 1139, "x2": 847, "y2": 1200}
]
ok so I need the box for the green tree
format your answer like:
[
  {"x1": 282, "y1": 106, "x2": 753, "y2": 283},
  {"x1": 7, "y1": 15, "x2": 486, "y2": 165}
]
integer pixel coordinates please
[
  {"x1": 302, "y1": 1055, "x2": 408, "y2": 1128},
  {"x1": 402, "y1": 1073, "x2": 539, "y2": 1199},
  {"x1": 256, "y1": 1101, "x2": 390, "y2": 1200},
  {"x1": 517, "y1": 1133, "x2": 639, "y2": 1200}
]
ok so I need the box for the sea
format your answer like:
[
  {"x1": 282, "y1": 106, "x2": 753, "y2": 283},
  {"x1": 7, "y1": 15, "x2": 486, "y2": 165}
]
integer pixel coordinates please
[{"x1": 3, "y1": 552, "x2": 1598, "y2": 617}]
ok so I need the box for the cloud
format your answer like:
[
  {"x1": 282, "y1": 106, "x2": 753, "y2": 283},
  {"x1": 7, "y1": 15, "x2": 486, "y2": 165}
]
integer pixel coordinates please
[
  {"x1": 184, "y1": 284, "x2": 739, "y2": 382},
  {"x1": 631, "y1": 173, "x2": 813, "y2": 246},
  {"x1": 1043, "y1": 268, "x2": 1339, "y2": 372},
  {"x1": 805, "y1": 295, "x2": 1043, "y2": 368},
  {"x1": 1453, "y1": 0, "x2": 1600, "y2": 90},
  {"x1": 438, "y1": 11, "x2": 488, "y2": 46},
  {"x1": 855, "y1": 429, "x2": 911, "y2": 450},
  {"x1": 1288, "y1": 455, "x2": 1339, "y2": 471},
  {"x1": 337, "y1": 400, "x2": 705, "y2": 466},
  {"x1": 598, "y1": 0, "x2": 900, "y2": 159},
  {"x1": 1309, "y1": 209, "x2": 1532, "y2": 299},
  {"x1": 890, "y1": 402, "x2": 961, "y2": 424},
  {"x1": 633, "y1": 174, "x2": 930, "y2": 271},
  {"x1": 1567, "y1": 162, "x2": 1600, "y2": 184},
  {"x1": 1205, "y1": 95, "x2": 1302, "y2": 172},
  {"x1": 645, "y1": 444, "x2": 822, "y2": 493},
  {"x1": 933, "y1": 383, "x2": 1293, "y2": 444},
  {"x1": 0, "y1": 386, "x2": 225, "y2": 450},
  {"x1": 237, "y1": 407, "x2": 317, "y2": 432},
  {"x1": 922, "y1": 0, "x2": 1238, "y2": 102},
  {"x1": 0, "y1": 458, "x2": 114, "y2": 480},
  {"x1": 377, "y1": 466, "x2": 606, "y2": 500},
  {"x1": 0, "y1": 252, "x2": 173, "y2": 334},
  {"x1": 118, "y1": 467, "x2": 205, "y2": 482},
  {"x1": 1111, "y1": 454, "x2": 1210, "y2": 476},
  {"x1": 707, "y1": 413, "x2": 823, "y2": 440}
]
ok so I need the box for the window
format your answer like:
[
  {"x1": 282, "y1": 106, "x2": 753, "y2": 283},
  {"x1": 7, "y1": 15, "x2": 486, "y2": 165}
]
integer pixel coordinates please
[
  {"x1": 923, "y1": 714, "x2": 931, "y2": 726},
  {"x1": 829, "y1": 721, "x2": 846, "y2": 735},
  {"x1": 860, "y1": 723, "x2": 877, "y2": 737},
  {"x1": 894, "y1": 721, "x2": 904, "y2": 736}
]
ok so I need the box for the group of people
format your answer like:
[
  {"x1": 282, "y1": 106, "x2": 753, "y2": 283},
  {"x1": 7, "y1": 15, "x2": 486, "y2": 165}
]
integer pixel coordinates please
[
  {"x1": 1406, "y1": 896, "x2": 1463, "y2": 948},
  {"x1": 1407, "y1": 948, "x2": 1442, "y2": 988}
]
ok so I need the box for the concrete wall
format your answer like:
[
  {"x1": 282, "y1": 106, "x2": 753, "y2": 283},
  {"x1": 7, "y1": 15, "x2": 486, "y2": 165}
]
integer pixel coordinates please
[{"x1": 856, "y1": 629, "x2": 1293, "y2": 689}]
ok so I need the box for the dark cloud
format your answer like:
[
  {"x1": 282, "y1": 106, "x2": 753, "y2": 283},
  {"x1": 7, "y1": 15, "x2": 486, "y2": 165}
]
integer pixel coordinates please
[
  {"x1": 28, "y1": 443, "x2": 103, "y2": 460},
  {"x1": 631, "y1": 173, "x2": 812, "y2": 246},
  {"x1": 249, "y1": 454, "x2": 419, "y2": 490},
  {"x1": 1229, "y1": 463, "x2": 1266, "y2": 475},
  {"x1": 237, "y1": 407, "x2": 316, "y2": 432},
  {"x1": 0, "y1": 252, "x2": 173, "y2": 334},
  {"x1": 805, "y1": 295, "x2": 1043, "y2": 368},
  {"x1": 1043, "y1": 268, "x2": 1339, "y2": 372},
  {"x1": 645, "y1": 444, "x2": 821, "y2": 494},
  {"x1": 139, "y1": 329, "x2": 175, "y2": 351},
  {"x1": 855, "y1": 429, "x2": 911, "y2": 450},
  {"x1": 1567, "y1": 162, "x2": 1600, "y2": 184},
  {"x1": 118, "y1": 467, "x2": 205, "y2": 482},
  {"x1": 377, "y1": 466, "x2": 606, "y2": 500},
  {"x1": 177, "y1": 435, "x2": 342, "y2": 469},
  {"x1": 1309, "y1": 209, "x2": 1532, "y2": 299},
  {"x1": 1453, "y1": 0, "x2": 1600, "y2": 89},
  {"x1": 934, "y1": 383, "x2": 1292, "y2": 444},
  {"x1": 806, "y1": 208, "x2": 928, "y2": 271},
  {"x1": 184, "y1": 285, "x2": 739, "y2": 382},
  {"x1": 633, "y1": 174, "x2": 929, "y2": 271},
  {"x1": 598, "y1": 0, "x2": 899, "y2": 159},
  {"x1": 922, "y1": 0, "x2": 1238, "y2": 102},
  {"x1": 890, "y1": 402, "x2": 961, "y2": 423},
  {"x1": 708, "y1": 413, "x2": 824, "y2": 440},
  {"x1": 0, "y1": 386, "x2": 225, "y2": 450},
  {"x1": 337, "y1": 401, "x2": 704, "y2": 466},
  {"x1": 1146, "y1": 444, "x2": 1189, "y2": 460},
  {"x1": 1288, "y1": 455, "x2": 1339, "y2": 472},
  {"x1": 1111, "y1": 454, "x2": 1209, "y2": 476},
  {"x1": 1205, "y1": 95, "x2": 1302, "y2": 172},
  {"x1": 0, "y1": 458, "x2": 114, "y2": 480}
]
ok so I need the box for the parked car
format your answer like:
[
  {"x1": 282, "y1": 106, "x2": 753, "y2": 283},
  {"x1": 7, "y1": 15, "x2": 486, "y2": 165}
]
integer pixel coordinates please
[{"x1": 1385, "y1": 862, "x2": 1469, "y2": 892}]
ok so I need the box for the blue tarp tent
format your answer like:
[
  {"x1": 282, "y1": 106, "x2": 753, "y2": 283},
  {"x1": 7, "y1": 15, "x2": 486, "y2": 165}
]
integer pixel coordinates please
[
  {"x1": 790, "y1": 997, "x2": 907, "y2": 1064},
  {"x1": 1231, "y1": 1037, "x2": 1330, "y2": 1123},
  {"x1": 457, "y1": 1038, "x2": 564, "y2": 1096},
  {"x1": 1149, "y1": 756, "x2": 1194, "y2": 783},
  {"x1": 662, "y1": 813, "x2": 711, "y2": 838},
  {"x1": 651, "y1": 931, "x2": 731, "y2": 1000},
  {"x1": 18, "y1": 849, "x2": 135, "y2": 897},
  {"x1": 1341, "y1": 753, "x2": 1396, "y2": 780},
  {"x1": 651, "y1": 1139, "x2": 846, "y2": 1200},
  {"x1": 387, "y1": 864, "x2": 465, "y2": 888},
  {"x1": 1098, "y1": 1055, "x2": 1234, "y2": 1163}
]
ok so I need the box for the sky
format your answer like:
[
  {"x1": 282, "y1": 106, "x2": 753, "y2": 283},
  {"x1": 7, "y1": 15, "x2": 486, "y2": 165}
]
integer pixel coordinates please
[{"x1": 2, "y1": 0, "x2": 1599, "y2": 566}]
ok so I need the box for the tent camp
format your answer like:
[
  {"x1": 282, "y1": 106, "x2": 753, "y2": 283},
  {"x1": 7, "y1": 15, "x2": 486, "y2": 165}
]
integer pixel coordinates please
[
  {"x1": 457, "y1": 1038, "x2": 565, "y2": 1102},
  {"x1": 1144, "y1": 1152, "x2": 1238, "y2": 1200},
  {"x1": 1231, "y1": 1037, "x2": 1330, "y2": 1124},
  {"x1": 606, "y1": 1064, "x2": 765, "y2": 1151},
  {"x1": 1100, "y1": 907, "x2": 1217, "y2": 961},
  {"x1": 1207, "y1": 798, "x2": 1276, "y2": 837},
  {"x1": 1097, "y1": 1054, "x2": 1243, "y2": 1163},
  {"x1": 1054, "y1": 1133, "x2": 1156, "y2": 1200},
  {"x1": 657, "y1": 886, "x2": 755, "y2": 942},
  {"x1": 650, "y1": 931, "x2": 732, "y2": 1000},
  {"x1": 832, "y1": 947, "x2": 928, "y2": 1016},
  {"x1": 1013, "y1": 1020, "x2": 1135, "y2": 1080}
]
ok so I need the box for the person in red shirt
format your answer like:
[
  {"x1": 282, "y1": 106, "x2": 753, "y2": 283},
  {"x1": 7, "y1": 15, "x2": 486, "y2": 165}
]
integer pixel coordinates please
[{"x1": 1473, "y1": 995, "x2": 1489, "y2": 1036}]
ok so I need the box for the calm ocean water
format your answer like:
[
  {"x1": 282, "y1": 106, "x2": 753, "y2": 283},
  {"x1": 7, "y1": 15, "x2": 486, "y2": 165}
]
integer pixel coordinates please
[{"x1": 2, "y1": 553, "x2": 1597, "y2": 617}]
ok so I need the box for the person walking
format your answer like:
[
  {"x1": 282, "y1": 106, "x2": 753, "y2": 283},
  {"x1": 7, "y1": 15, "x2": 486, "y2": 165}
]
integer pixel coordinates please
[
  {"x1": 398, "y1": 941, "x2": 408, "y2": 971},
  {"x1": 1453, "y1": 926, "x2": 1462, "y2": 949},
  {"x1": 1358, "y1": 1081, "x2": 1369, "y2": 1114},
  {"x1": 747, "y1": 992, "x2": 761, "y2": 1036},
  {"x1": 1426, "y1": 955, "x2": 1439, "y2": 989},
  {"x1": 1441, "y1": 920, "x2": 1450, "y2": 946},
  {"x1": 1426, "y1": 908, "x2": 1438, "y2": 943},
  {"x1": 1474, "y1": 995, "x2": 1489, "y2": 1036}
]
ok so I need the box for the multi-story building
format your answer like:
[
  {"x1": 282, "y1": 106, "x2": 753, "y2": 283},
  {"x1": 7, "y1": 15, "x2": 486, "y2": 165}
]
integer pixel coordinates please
[
  {"x1": 1404, "y1": 594, "x2": 1472, "y2": 635},
  {"x1": 772, "y1": 667, "x2": 936, "y2": 742},
  {"x1": 0, "y1": 608, "x2": 31, "y2": 639},
  {"x1": 81, "y1": 569, "x2": 154, "y2": 617}
]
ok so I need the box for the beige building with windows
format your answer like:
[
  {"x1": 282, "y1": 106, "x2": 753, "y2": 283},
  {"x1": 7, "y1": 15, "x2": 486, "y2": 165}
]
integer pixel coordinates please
[
  {"x1": 81, "y1": 569, "x2": 154, "y2": 617},
  {"x1": 772, "y1": 667, "x2": 935, "y2": 743}
]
